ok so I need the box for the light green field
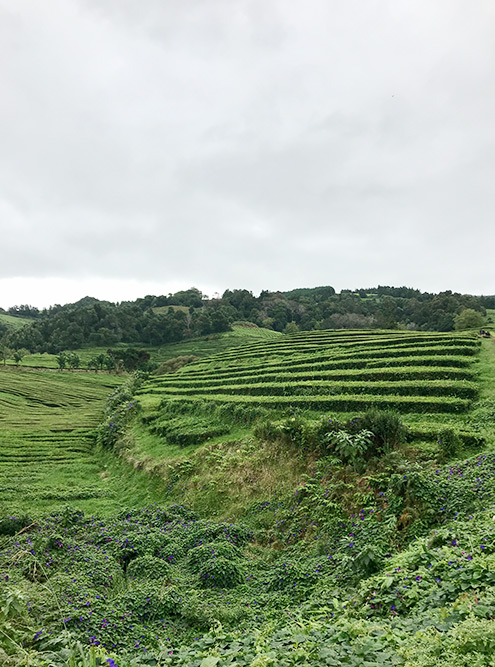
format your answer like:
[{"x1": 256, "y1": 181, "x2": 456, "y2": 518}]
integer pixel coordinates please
[
  {"x1": 0, "y1": 367, "x2": 168, "y2": 514},
  {"x1": 7, "y1": 324, "x2": 282, "y2": 369},
  {"x1": 0, "y1": 312, "x2": 34, "y2": 329},
  {"x1": 0, "y1": 368, "x2": 122, "y2": 429}
]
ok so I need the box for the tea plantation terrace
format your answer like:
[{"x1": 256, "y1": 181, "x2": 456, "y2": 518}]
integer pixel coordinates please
[
  {"x1": 0, "y1": 368, "x2": 171, "y2": 514},
  {"x1": 135, "y1": 330, "x2": 480, "y2": 448}
]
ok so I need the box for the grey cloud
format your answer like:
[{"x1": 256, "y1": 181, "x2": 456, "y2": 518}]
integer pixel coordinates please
[{"x1": 0, "y1": 0, "x2": 494, "y2": 298}]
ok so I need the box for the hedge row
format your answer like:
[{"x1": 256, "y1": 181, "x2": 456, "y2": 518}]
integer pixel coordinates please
[
  {"x1": 149, "y1": 415, "x2": 230, "y2": 446},
  {"x1": 216, "y1": 335, "x2": 477, "y2": 359},
  {"x1": 214, "y1": 332, "x2": 476, "y2": 355},
  {"x1": 185, "y1": 336, "x2": 479, "y2": 372},
  {"x1": 152, "y1": 367, "x2": 475, "y2": 389},
  {"x1": 208, "y1": 335, "x2": 478, "y2": 364},
  {"x1": 179, "y1": 343, "x2": 477, "y2": 375},
  {"x1": 150, "y1": 393, "x2": 471, "y2": 414},
  {"x1": 407, "y1": 427, "x2": 485, "y2": 448},
  {"x1": 170, "y1": 355, "x2": 474, "y2": 384},
  {"x1": 147, "y1": 379, "x2": 478, "y2": 401}
]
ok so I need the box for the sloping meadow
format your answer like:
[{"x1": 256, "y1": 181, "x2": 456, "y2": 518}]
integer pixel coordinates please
[{"x1": 0, "y1": 369, "x2": 170, "y2": 515}]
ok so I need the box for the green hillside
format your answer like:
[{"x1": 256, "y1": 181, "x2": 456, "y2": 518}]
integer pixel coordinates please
[
  {"x1": 0, "y1": 312, "x2": 34, "y2": 330},
  {"x1": 0, "y1": 368, "x2": 168, "y2": 515},
  {"x1": 4, "y1": 329, "x2": 495, "y2": 665},
  {"x1": 6, "y1": 323, "x2": 281, "y2": 369},
  {"x1": 137, "y1": 329, "x2": 481, "y2": 442}
]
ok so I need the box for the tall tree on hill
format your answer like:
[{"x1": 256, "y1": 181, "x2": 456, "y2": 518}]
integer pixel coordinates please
[
  {"x1": 12, "y1": 349, "x2": 25, "y2": 366},
  {"x1": 454, "y1": 308, "x2": 485, "y2": 330},
  {"x1": 0, "y1": 347, "x2": 11, "y2": 366},
  {"x1": 56, "y1": 352, "x2": 67, "y2": 370}
]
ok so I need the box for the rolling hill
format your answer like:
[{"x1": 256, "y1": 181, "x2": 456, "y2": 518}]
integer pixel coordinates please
[{"x1": 2, "y1": 327, "x2": 495, "y2": 666}]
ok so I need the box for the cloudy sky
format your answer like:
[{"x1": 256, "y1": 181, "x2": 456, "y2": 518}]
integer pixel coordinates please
[{"x1": 1, "y1": 0, "x2": 494, "y2": 308}]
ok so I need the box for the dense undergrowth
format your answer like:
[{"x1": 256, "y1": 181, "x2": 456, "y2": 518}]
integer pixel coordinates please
[
  {"x1": 3, "y1": 331, "x2": 495, "y2": 665},
  {"x1": 3, "y1": 443, "x2": 495, "y2": 665}
]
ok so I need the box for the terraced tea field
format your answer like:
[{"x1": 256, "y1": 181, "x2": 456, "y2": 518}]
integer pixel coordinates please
[
  {"x1": 0, "y1": 368, "x2": 121, "y2": 429},
  {"x1": 0, "y1": 368, "x2": 166, "y2": 513},
  {"x1": 138, "y1": 330, "x2": 481, "y2": 439},
  {"x1": 0, "y1": 331, "x2": 484, "y2": 515}
]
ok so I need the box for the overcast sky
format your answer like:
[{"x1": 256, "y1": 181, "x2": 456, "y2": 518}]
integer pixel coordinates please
[{"x1": 1, "y1": 0, "x2": 494, "y2": 308}]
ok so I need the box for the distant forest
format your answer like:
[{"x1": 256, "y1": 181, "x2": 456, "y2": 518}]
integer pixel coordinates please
[{"x1": 1, "y1": 285, "x2": 494, "y2": 354}]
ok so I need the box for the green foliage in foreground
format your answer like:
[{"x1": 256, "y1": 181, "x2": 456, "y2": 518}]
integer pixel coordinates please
[{"x1": 3, "y1": 445, "x2": 495, "y2": 665}]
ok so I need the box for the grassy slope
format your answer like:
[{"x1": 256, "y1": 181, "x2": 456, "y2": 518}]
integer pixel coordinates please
[
  {"x1": 0, "y1": 367, "x2": 169, "y2": 515},
  {"x1": 8, "y1": 324, "x2": 281, "y2": 369},
  {"x1": 484, "y1": 308, "x2": 495, "y2": 326},
  {"x1": 118, "y1": 330, "x2": 483, "y2": 522},
  {"x1": 0, "y1": 313, "x2": 35, "y2": 330},
  {"x1": 470, "y1": 336, "x2": 495, "y2": 444}
]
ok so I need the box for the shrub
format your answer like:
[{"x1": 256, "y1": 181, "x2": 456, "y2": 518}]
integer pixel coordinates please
[
  {"x1": 326, "y1": 429, "x2": 374, "y2": 471},
  {"x1": 117, "y1": 503, "x2": 198, "y2": 525},
  {"x1": 437, "y1": 428, "x2": 462, "y2": 461},
  {"x1": 253, "y1": 419, "x2": 280, "y2": 441},
  {"x1": 127, "y1": 555, "x2": 171, "y2": 580},
  {"x1": 55, "y1": 506, "x2": 85, "y2": 527},
  {"x1": 183, "y1": 519, "x2": 253, "y2": 549},
  {"x1": 154, "y1": 355, "x2": 199, "y2": 375},
  {"x1": 186, "y1": 541, "x2": 242, "y2": 574},
  {"x1": 357, "y1": 409, "x2": 408, "y2": 453},
  {"x1": 198, "y1": 557, "x2": 243, "y2": 589},
  {"x1": 62, "y1": 545, "x2": 123, "y2": 588},
  {"x1": 150, "y1": 415, "x2": 230, "y2": 446},
  {"x1": 268, "y1": 558, "x2": 320, "y2": 592},
  {"x1": 113, "y1": 581, "x2": 181, "y2": 623}
]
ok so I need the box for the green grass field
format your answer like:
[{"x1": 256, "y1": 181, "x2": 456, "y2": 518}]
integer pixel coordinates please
[
  {"x1": 0, "y1": 312, "x2": 34, "y2": 330},
  {"x1": 6, "y1": 323, "x2": 282, "y2": 369},
  {"x1": 0, "y1": 367, "x2": 169, "y2": 515}
]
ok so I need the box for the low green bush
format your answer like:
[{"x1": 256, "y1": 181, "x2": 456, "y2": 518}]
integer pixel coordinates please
[
  {"x1": 186, "y1": 541, "x2": 243, "y2": 574},
  {"x1": 437, "y1": 428, "x2": 463, "y2": 461},
  {"x1": 183, "y1": 393, "x2": 470, "y2": 414},
  {"x1": 154, "y1": 355, "x2": 199, "y2": 375},
  {"x1": 357, "y1": 409, "x2": 408, "y2": 453},
  {"x1": 127, "y1": 554, "x2": 171, "y2": 580},
  {"x1": 155, "y1": 379, "x2": 478, "y2": 401},
  {"x1": 327, "y1": 429, "x2": 375, "y2": 470},
  {"x1": 198, "y1": 556, "x2": 243, "y2": 588},
  {"x1": 150, "y1": 415, "x2": 230, "y2": 446},
  {"x1": 268, "y1": 557, "x2": 321, "y2": 592}
]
